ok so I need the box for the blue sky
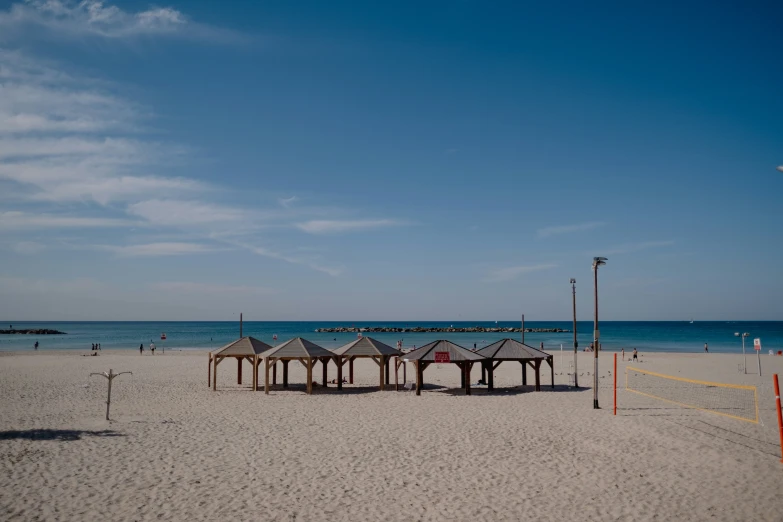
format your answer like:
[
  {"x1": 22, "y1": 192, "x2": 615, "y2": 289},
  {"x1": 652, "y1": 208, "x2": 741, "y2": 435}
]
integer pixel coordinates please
[{"x1": 0, "y1": 0, "x2": 781, "y2": 321}]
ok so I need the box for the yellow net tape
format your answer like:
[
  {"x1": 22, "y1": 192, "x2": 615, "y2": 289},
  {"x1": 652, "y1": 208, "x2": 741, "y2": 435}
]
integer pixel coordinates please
[{"x1": 625, "y1": 367, "x2": 759, "y2": 424}]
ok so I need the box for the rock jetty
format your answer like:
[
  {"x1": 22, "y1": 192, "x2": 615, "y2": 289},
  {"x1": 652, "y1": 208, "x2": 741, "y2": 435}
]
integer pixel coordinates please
[
  {"x1": 315, "y1": 326, "x2": 569, "y2": 334},
  {"x1": 0, "y1": 329, "x2": 66, "y2": 335}
]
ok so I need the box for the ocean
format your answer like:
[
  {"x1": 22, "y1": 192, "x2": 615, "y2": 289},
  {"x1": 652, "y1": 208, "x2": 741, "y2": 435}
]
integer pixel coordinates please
[{"x1": 1, "y1": 321, "x2": 782, "y2": 354}]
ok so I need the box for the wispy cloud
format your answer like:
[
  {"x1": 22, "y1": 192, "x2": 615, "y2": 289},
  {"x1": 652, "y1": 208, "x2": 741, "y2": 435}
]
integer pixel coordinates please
[
  {"x1": 0, "y1": 211, "x2": 134, "y2": 229},
  {"x1": 484, "y1": 263, "x2": 557, "y2": 283},
  {"x1": 149, "y1": 281, "x2": 275, "y2": 295},
  {"x1": 601, "y1": 240, "x2": 675, "y2": 256},
  {"x1": 127, "y1": 200, "x2": 244, "y2": 226},
  {"x1": 0, "y1": 0, "x2": 244, "y2": 43},
  {"x1": 538, "y1": 221, "x2": 606, "y2": 237},
  {"x1": 296, "y1": 219, "x2": 401, "y2": 235},
  {"x1": 229, "y1": 240, "x2": 343, "y2": 277},
  {"x1": 106, "y1": 242, "x2": 217, "y2": 257},
  {"x1": 11, "y1": 240, "x2": 46, "y2": 254},
  {"x1": 278, "y1": 196, "x2": 298, "y2": 208}
]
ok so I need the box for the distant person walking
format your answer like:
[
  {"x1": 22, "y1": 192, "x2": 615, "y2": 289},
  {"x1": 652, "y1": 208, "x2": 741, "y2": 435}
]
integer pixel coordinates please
[
  {"x1": 150, "y1": 341, "x2": 156, "y2": 355},
  {"x1": 34, "y1": 341, "x2": 38, "y2": 350},
  {"x1": 621, "y1": 348, "x2": 625, "y2": 360},
  {"x1": 704, "y1": 342, "x2": 709, "y2": 353},
  {"x1": 140, "y1": 343, "x2": 144, "y2": 355},
  {"x1": 632, "y1": 348, "x2": 638, "y2": 361}
]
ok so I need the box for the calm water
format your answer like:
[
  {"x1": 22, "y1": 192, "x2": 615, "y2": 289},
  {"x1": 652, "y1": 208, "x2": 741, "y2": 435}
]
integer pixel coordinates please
[{"x1": 1, "y1": 321, "x2": 782, "y2": 354}]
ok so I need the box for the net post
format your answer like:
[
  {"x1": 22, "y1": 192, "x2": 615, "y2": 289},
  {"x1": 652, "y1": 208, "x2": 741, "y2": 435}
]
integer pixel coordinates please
[
  {"x1": 613, "y1": 353, "x2": 617, "y2": 416},
  {"x1": 774, "y1": 374, "x2": 783, "y2": 464}
]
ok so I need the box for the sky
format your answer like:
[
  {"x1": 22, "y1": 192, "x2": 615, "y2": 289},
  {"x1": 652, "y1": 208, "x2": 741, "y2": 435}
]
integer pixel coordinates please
[{"x1": 0, "y1": 0, "x2": 782, "y2": 321}]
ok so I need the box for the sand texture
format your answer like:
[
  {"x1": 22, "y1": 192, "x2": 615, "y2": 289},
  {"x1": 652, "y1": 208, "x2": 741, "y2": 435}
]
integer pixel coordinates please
[{"x1": 1, "y1": 350, "x2": 782, "y2": 521}]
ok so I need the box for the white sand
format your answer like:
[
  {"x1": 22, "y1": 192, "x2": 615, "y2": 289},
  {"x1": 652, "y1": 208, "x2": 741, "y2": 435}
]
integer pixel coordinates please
[{"x1": 1, "y1": 349, "x2": 782, "y2": 521}]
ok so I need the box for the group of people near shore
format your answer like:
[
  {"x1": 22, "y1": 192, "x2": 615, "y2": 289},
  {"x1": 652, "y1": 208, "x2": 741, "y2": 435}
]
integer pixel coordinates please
[
  {"x1": 139, "y1": 341, "x2": 156, "y2": 355},
  {"x1": 91, "y1": 343, "x2": 101, "y2": 351}
]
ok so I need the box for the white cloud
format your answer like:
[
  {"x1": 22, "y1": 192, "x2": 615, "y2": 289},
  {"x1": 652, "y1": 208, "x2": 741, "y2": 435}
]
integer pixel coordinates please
[
  {"x1": 0, "y1": 275, "x2": 106, "y2": 294},
  {"x1": 150, "y1": 281, "x2": 275, "y2": 295},
  {"x1": 484, "y1": 263, "x2": 557, "y2": 283},
  {"x1": 11, "y1": 240, "x2": 45, "y2": 254},
  {"x1": 0, "y1": 211, "x2": 134, "y2": 229},
  {"x1": 538, "y1": 221, "x2": 606, "y2": 237},
  {"x1": 127, "y1": 200, "x2": 244, "y2": 226},
  {"x1": 0, "y1": 1, "x2": 243, "y2": 43},
  {"x1": 296, "y1": 219, "x2": 400, "y2": 234},
  {"x1": 278, "y1": 195, "x2": 298, "y2": 208},
  {"x1": 601, "y1": 240, "x2": 675, "y2": 256},
  {"x1": 106, "y1": 242, "x2": 217, "y2": 257}
]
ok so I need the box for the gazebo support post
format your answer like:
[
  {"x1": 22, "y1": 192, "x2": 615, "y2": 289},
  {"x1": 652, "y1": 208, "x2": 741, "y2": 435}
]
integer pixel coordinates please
[
  {"x1": 465, "y1": 363, "x2": 472, "y2": 396},
  {"x1": 272, "y1": 362, "x2": 277, "y2": 385},
  {"x1": 306, "y1": 359, "x2": 313, "y2": 395},
  {"x1": 349, "y1": 357, "x2": 354, "y2": 384},
  {"x1": 379, "y1": 355, "x2": 385, "y2": 391},
  {"x1": 322, "y1": 358, "x2": 328, "y2": 388},
  {"x1": 488, "y1": 361, "x2": 494, "y2": 390},
  {"x1": 264, "y1": 358, "x2": 271, "y2": 395},
  {"x1": 237, "y1": 357, "x2": 242, "y2": 385},
  {"x1": 212, "y1": 356, "x2": 219, "y2": 391},
  {"x1": 337, "y1": 357, "x2": 343, "y2": 390},
  {"x1": 535, "y1": 359, "x2": 541, "y2": 391},
  {"x1": 522, "y1": 361, "x2": 527, "y2": 386},
  {"x1": 403, "y1": 360, "x2": 407, "y2": 383},
  {"x1": 252, "y1": 355, "x2": 257, "y2": 391},
  {"x1": 282, "y1": 360, "x2": 289, "y2": 387},
  {"x1": 460, "y1": 363, "x2": 465, "y2": 389},
  {"x1": 385, "y1": 357, "x2": 390, "y2": 385},
  {"x1": 394, "y1": 356, "x2": 399, "y2": 391},
  {"x1": 254, "y1": 357, "x2": 260, "y2": 391},
  {"x1": 415, "y1": 361, "x2": 422, "y2": 396},
  {"x1": 208, "y1": 353, "x2": 211, "y2": 387}
]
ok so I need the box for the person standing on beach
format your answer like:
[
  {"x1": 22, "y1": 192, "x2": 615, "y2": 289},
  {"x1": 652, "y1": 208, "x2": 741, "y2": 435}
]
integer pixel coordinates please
[
  {"x1": 140, "y1": 343, "x2": 144, "y2": 355},
  {"x1": 150, "y1": 341, "x2": 156, "y2": 355},
  {"x1": 34, "y1": 341, "x2": 38, "y2": 350},
  {"x1": 704, "y1": 342, "x2": 708, "y2": 353},
  {"x1": 621, "y1": 348, "x2": 624, "y2": 360},
  {"x1": 632, "y1": 348, "x2": 638, "y2": 361}
]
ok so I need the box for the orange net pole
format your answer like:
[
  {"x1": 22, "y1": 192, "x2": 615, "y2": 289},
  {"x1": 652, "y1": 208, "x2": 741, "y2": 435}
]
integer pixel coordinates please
[{"x1": 613, "y1": 353, "x2": 617, "y2": 416}]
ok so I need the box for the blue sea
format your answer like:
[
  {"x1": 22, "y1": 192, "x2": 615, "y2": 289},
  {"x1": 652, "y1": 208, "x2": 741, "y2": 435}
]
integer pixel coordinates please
[{"x1": 1, "y1": 321, "x2": 782, "y2": 354}]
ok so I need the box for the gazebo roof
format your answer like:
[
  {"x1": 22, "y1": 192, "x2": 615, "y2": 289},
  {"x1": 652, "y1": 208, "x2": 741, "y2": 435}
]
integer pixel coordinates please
[
  {"x1": 213, "y1": 336, "x2": 272, "y2": 357},
  {"x1": 477, "y1": 338, "x2": 549, "y2": 360},
  {"x1": 263, "y1": 337, "x2": 333, "y2": 358},
  {"x1": 402, "y1": 340, "x2": 485, "y2": 362},
  {"x1": 332, "y1": 337, "x2": 402, "y2": 357}
]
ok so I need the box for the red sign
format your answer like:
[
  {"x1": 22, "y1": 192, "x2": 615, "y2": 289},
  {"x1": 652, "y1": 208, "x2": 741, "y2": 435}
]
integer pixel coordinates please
[
  {"x1": 754, "y1": 338, "x2": 761, "y2": 351},
  {"x1": 434, "y1": 351, "x2": 450, "y2": 363}
]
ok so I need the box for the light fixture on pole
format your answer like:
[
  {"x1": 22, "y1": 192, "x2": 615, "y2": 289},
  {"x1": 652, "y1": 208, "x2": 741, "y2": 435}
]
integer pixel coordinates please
[
  {"x1": 592, "y1": 257, "x2": 607, "y2": 409},
  {"x1": 570, "y1": 278, "x2": 578, "y2": 388},
  {"x1": 777, "y1": 165, "x2": 783, "y2": 173},
  {"x1": 734, "y1": 332, "x2": 750, "y2": 374}
]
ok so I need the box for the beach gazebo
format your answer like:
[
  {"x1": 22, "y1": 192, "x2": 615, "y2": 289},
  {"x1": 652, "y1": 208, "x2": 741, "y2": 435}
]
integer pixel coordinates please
[
  {"x1": 477, "y1": 338, "x2": 553, "y2": 391},
  {"x1": 332, "y1": 337, "x2": 402, "y2": 391},
  {"x1": 402, "y1": 340, "x2": 486, "y2": 396},
  {"x1": 258, "y1": 337, "x2": 335, "y2": 395},
  {"x1": 209, "y1": 337, "x2": 273, "y2": 391}
]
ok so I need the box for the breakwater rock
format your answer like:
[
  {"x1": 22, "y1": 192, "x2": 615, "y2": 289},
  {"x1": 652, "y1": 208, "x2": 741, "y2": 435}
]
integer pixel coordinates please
[
  {"x1": 315, "y1": 326, "x2": 569, "y2": 334},
  {"x1": 0, "y1": 329, "x2": 66, "y2": 335}
]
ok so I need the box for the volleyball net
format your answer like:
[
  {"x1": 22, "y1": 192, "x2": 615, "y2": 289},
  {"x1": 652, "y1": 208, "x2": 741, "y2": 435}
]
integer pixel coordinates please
[{"x1": 624, "y1": 367, "x2": 759, "y2": 424}]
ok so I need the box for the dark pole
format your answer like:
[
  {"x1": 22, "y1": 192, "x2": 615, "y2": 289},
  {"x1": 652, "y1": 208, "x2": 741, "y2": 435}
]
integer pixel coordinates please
[
  {"x1": 593, "y1": 265, "x2": 599, "y2": 408},
  {"x1": 592, "y1": 257, "x2": 606, "y2": 409},
  {"x1": 571, "y1": 279, "x2": 578, "y2": 388},
  {"x1": 240, "y1": 313, "x2": 243, "y2": 338}
]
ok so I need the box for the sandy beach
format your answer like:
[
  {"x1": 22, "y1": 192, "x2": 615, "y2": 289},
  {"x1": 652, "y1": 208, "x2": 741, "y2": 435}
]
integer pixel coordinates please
[{"x1": 1, "y1": 349, "x2": 782, "y2": 521}]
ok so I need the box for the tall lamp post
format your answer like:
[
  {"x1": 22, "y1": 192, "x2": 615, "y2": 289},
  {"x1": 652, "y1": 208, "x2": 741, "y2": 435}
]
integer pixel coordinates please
[
  {"x1": 735, "y1": 332, "x2": 750, "y2": 374},
  {"x1": 570, "y1": 278, "x2": 578, "y2": 388},
  {"x1": 592, "y1": 257, "x2": 607, "y2": 409}
]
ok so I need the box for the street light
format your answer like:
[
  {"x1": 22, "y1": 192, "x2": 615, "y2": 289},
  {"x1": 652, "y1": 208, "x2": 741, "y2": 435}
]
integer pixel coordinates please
[
  {"x1": 592, "y1": 257, "x2": 607, "y2": 409},
  {"x1": 570, "y1": 278, "x2": 578, "y2": 388},
  {"x1": 735, "y1": 332, "x2": 750, "y2": 374},
  {"x1": 777, "y1": 165, "x2": 783, "y2": 173}
]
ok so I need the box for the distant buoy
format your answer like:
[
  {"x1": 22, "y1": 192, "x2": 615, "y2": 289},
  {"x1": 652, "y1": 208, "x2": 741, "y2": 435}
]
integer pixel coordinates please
[
  {"x1": 160, "y1": 333, "x2": 167, "y2": 340},
  {"x1": 273, "y1": 334, "x2": 278, "y2": 341}
]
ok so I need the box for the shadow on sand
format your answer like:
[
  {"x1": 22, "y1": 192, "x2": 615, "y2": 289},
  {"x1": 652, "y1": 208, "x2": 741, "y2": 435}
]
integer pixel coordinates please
[{"x1": 0, "y1": 429, "x2": 124, "y2": 442}]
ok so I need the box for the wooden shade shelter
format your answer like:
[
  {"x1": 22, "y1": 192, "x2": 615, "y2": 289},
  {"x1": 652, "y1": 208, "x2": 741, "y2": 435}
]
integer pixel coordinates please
[
  {"x1": 258, "y1": 337, "x2": 334, "y2": 395},
  {"x1": 402, "y1": 340, "x2": 486, "y2": 396},
  {"x1": 476, "y1": 338, "x2": 554, "y2": 391},
  {"x1": 332, "y1": 337, "x2": 402, "y2": 391},
  {"x1": 210, "y1": 337, "x2": 273, "y2": 391}
]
